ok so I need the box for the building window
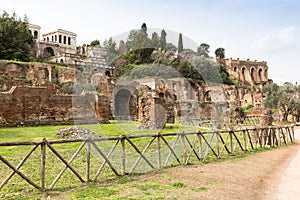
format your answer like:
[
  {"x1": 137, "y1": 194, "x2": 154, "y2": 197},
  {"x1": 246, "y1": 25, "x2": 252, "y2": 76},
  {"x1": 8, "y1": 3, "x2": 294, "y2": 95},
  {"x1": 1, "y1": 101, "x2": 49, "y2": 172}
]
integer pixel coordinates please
[
  {"x1": 63, "y1": 36, "x2": 67, "y2": 44},
  {"x1": 55, "y1": 35, "x2": 57, "y2": 42},
  {"x1": 51, "y1": 35, "x2": 54, "y2": 42},
  {"x1": 59, "y1": 35, "x2": 62, "y2": 43},
  {"x1": 68, "y1": 37, "x2": 71, "y2": 45},
  {"x1": 47, "y1": 37, "x2": 49, "y2": 41},
  {"x1": 34, "y1": 31, "x2": 38, "y2": 39}
]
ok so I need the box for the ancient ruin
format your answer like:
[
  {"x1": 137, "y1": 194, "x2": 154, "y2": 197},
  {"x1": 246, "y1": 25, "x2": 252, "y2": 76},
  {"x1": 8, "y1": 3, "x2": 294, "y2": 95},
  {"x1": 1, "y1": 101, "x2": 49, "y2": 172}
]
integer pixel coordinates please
[{"x1": 0, "y1": 24, "x2": 272, "y2": 128}]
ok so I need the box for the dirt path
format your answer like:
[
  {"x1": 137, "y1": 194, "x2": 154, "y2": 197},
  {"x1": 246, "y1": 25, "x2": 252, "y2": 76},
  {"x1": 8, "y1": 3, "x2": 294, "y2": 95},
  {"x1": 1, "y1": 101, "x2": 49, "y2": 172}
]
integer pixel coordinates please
[
  {"x1": 274, "y1": 128, "x2": 300, "y2": 199},
  {"x1": 128, "y1": 127, "x2": 300, "y2": 200}
]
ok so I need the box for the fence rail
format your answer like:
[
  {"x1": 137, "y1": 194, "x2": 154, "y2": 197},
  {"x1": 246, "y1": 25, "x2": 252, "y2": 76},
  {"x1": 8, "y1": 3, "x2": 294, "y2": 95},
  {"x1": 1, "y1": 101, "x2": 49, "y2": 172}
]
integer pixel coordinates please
[{"x1": 0, "y1": 125, "x2": 294, "y2": 191}]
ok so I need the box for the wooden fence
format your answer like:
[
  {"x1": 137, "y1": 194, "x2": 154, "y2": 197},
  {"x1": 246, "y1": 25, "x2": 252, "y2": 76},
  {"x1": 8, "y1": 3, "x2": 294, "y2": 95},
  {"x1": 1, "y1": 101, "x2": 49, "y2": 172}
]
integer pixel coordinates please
[{"x1": 0, "y1": 125, "x2": 294, "y2": 191}]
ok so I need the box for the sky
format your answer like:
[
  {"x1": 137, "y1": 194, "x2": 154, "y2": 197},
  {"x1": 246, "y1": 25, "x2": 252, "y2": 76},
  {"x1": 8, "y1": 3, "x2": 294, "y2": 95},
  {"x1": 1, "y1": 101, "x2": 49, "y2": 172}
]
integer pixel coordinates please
[{"x1": 1, "y1": 0, "x2": 300, "y2": 85}]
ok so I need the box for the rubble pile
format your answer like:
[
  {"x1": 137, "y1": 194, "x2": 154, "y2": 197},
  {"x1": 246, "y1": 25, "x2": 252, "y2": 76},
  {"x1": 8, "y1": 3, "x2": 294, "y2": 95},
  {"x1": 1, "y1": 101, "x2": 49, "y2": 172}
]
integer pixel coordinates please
[{"x1": 56, "y1": 126, "x2": 100, "y2": 139}]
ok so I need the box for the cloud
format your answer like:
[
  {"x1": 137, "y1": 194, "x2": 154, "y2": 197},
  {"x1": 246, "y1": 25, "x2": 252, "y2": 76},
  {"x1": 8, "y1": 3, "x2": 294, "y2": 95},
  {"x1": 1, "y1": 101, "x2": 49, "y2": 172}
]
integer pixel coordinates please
[{"x1": 253, "y1": 26, "x2": 300, "y2": 54}]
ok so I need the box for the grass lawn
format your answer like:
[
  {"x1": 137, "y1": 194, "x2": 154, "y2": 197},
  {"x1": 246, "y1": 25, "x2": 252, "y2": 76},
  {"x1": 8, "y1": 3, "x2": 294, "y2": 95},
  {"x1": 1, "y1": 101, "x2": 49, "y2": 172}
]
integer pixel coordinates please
[
  {"x1": 0, "y1": 120, "x2": 211, "y2": 199},
  {"x1": 0, "y1": 121, "x2": 291, "y2": 199}
]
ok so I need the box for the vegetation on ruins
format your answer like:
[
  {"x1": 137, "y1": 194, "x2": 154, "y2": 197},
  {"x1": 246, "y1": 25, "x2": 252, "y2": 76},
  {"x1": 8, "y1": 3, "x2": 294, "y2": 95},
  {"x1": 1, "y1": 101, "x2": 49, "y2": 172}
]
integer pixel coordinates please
[
  {"x1": 0, "y1": 11, "x2": 36, "y2": 61},
  {"x1": 197, "y1": 43, "x2": 210, "y2": 58},
  {"x1": 263, "y1": 82, "x2": 300, "y2": 121},
  {"x1": 110, "y1": 23, "x2": 235, "y2": 85},
  {"x1": 215, "y1": 47, "x2": 225, "y2": 59}
]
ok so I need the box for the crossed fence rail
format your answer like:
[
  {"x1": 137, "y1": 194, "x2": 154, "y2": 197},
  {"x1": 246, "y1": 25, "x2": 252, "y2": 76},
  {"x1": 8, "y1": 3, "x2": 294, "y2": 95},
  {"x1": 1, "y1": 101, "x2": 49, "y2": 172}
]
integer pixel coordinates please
[{"x1": 0, "y1": 125, "x2": 294, "y2": 191}]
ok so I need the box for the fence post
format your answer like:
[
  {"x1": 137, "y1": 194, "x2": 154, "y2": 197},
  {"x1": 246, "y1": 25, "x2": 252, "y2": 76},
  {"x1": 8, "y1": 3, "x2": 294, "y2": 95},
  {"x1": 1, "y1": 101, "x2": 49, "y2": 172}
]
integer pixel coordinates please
[
  {"x1": 181, "y1": 132, "x2": 186, "y2": 164},
  {"x1": 86, "y1": 141, "x2": 91, "y2": 182},
  {"x1": 229, "y1": 130, "x2": 233, "y2": 155},
  {"x1": 120, "y1": 135, "x2": 126, "y2": 175},
  {"x1": 216, "y1": 131, "x2": 220, "y2": 158},
  {"x1": 243, "y1": 130, "x2": 247, "y2": 151},
  {"x1": 198, "y1": 131, "x2": 203, "y2": 160},
  {"x1": 40, "y1": 138, "x2": 46, "y2": 190},
  {"x1": 157, "y1": 133, "x2": 161, "y2": 168}
]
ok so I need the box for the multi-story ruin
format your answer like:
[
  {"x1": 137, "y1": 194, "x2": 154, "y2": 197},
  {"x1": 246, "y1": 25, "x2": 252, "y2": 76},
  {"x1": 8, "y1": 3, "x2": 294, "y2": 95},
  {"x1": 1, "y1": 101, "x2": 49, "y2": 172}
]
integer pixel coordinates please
[{"x1": 0, "y1": 25, "x2": 272, "y2": 127}]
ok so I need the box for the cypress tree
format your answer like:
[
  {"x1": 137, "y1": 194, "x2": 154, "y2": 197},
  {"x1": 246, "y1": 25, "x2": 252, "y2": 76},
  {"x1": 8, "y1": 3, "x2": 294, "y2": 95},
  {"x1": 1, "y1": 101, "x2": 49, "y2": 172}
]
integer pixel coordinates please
[
  {"x1": 160, "y1": 30, "x2": 167, "y2": 50},
  {"x1": 178, "y1": 33, "x2": 183, "y2": 53}
]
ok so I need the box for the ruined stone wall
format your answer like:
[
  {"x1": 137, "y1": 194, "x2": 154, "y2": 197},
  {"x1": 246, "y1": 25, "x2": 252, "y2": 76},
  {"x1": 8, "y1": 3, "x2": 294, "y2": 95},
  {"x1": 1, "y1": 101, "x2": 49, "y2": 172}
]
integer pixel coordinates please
[{"x1": 0, "y1": 85, "x2": 110, "y2": 127}]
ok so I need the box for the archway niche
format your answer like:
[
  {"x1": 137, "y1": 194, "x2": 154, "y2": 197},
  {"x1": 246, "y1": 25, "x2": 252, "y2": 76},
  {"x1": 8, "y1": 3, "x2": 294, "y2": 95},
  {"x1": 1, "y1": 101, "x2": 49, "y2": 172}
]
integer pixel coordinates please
[
  {"x1": 258, "y1": 69, "x2": 263, "y2": 81},
  {"x1": 44, "y1": 47, "x2": 55, "y2": 56},
  {"x1": 114, "y1": 89, "x2": 132, "y2": 120}
]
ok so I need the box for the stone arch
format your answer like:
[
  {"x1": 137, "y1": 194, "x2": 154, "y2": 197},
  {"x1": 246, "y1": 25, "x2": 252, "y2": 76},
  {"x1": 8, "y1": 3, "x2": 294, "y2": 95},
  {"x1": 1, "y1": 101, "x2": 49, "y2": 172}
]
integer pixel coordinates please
[
  {"x1": 105, "y1": 70, "x2": 111, "y2": 77},
  {"x1": 114, "y1": 89, "x2": 132, "y2": 120},
  {"x1": 241, "y1": 67, "x2": 246, "y2": 82},
  {"x1": 44, "y1": 47, "x2": 55, "y2": 56},
  {"x1": 250, "y1": 67, "x2": 256, "y2": 82},
  {"x1": 258, "y1": 68, "x2": 263, "y2": 81},
  {"x1": 34, "y1": 31, "x2": 38, "y2": 39},
  {"x1": 204, "y1": 91, "x2": 212, "y2": 102}
]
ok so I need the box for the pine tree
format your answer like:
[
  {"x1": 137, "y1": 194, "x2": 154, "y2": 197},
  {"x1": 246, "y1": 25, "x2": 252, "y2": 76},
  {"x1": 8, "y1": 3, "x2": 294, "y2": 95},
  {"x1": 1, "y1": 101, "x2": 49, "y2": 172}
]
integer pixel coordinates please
[
  {"x1": 178, "y1": 33, "x2": 183, "y2": 53},
  {"x1": 0, "y1": 11, "x2": 36, "y2": 61}
]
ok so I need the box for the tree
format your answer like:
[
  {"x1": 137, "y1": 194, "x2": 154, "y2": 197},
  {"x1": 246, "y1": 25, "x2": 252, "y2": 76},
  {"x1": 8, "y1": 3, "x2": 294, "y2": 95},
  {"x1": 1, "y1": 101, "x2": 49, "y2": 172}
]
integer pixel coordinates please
[
  {"x1": 131, "y1": 31, "x2": 152, "y2": 50},
  {"x1": 160, "y1": 30, "x2": 167, "y2": 50},
  {"x1": 263, "y1": 82, "x2": 300, "y2": 122},
  {"x1": 118, "y1": 40, "x2": 126, "y2": 55},
  {"x1": 103, "y1": 37, "x2": 117, "y2": 64},
  {"x1": 197, "y1": 43, "x2": 210, "y2": 57},
  {"x1": 141, "y1": 23, "x2": 147, "y2": 36},
  {"x1": 0, "y1": 11, "x2": 36, "y2": 61},
  {"x1": 278, "y1": 83, "x2": 300, "y2": 121},
  {"x1": 215, "y1": 47, "x2": 225, "y2": 59},
  {"x1": 178, "y1": 33, "x2": 183, "y2": 53},
  {"x1": 166, "y1": 43, "x2": 177, "y2": 53},
  {"x1": 263, "y1": 83, "x2": 280, "y2": 109},
  {"x1": 125, "y1": 29, "x2": 138, "y2": 51},
  {"x1": 89, "y1": 39, "x2": 100, "y2": 46},
  {"x1": 151, "y1": 32, "x2": 160, "y2": 49}
]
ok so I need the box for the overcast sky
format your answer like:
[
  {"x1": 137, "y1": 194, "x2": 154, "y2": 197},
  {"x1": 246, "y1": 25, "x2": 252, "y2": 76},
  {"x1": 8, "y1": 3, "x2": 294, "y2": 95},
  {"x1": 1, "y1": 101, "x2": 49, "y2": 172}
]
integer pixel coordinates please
[{"x1": 1, "y1": 0, "x2": 299, "y2": 85}]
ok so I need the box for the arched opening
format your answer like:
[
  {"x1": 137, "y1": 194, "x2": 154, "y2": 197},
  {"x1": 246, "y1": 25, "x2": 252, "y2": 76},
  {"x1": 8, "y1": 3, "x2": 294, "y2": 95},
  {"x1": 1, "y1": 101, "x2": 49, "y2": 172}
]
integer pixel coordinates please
[
  {"x1": 68, "y1": 37, "x2": 71, "y2": 45},
  {"x1": 43, "y1": 47, "x2": 55, "y2": 56},
  {"x1": 258, "y1": 69, "x2": 263, "y2": 81},
  {"x1": 241, "y1": 67, "x2": 246, "y2": 82},
  {"x1": 59, "y1": 35, "x2": 62, "y2": 43},
  {"x1": 63, "y1": 36, "x2": 67, "y2": 44},
  {"x1": 159, "y1": 92, "x2": 164, "y2": 98},
  {"x1": 105, "y1": 70, "x2": 111, "y2": 76},
  {"x1": 250, "y1": 68, "x2": 255, "y2": 81},
  {"x1": 204, "y1": 91, "x2": 212, "y2": 102},
  {"x1": 60, "y1": 59, "x2": 64, "y2": 63},
  {"x1": 114, "y1": 89, "x2": 132, "y2": 120},
  {"x1": 29, "y1": 30, "x2": 32, "y2": 35},
  {"x1": 34, "y1": 31, "x2": 38, "y2": 39},
  {"x1": 173, "y1": 94, "x2": 177, "y2": 101},
  {"x1": 233, "y1": 67, "x2": 237, "y2": 72}
]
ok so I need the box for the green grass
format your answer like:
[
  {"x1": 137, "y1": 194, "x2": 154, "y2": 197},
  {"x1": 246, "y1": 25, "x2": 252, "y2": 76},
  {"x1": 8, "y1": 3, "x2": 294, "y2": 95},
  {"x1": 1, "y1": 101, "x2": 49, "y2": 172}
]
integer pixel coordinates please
[{"x1": 0, "y1": 121, "x2": 293, "y2": 199}]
